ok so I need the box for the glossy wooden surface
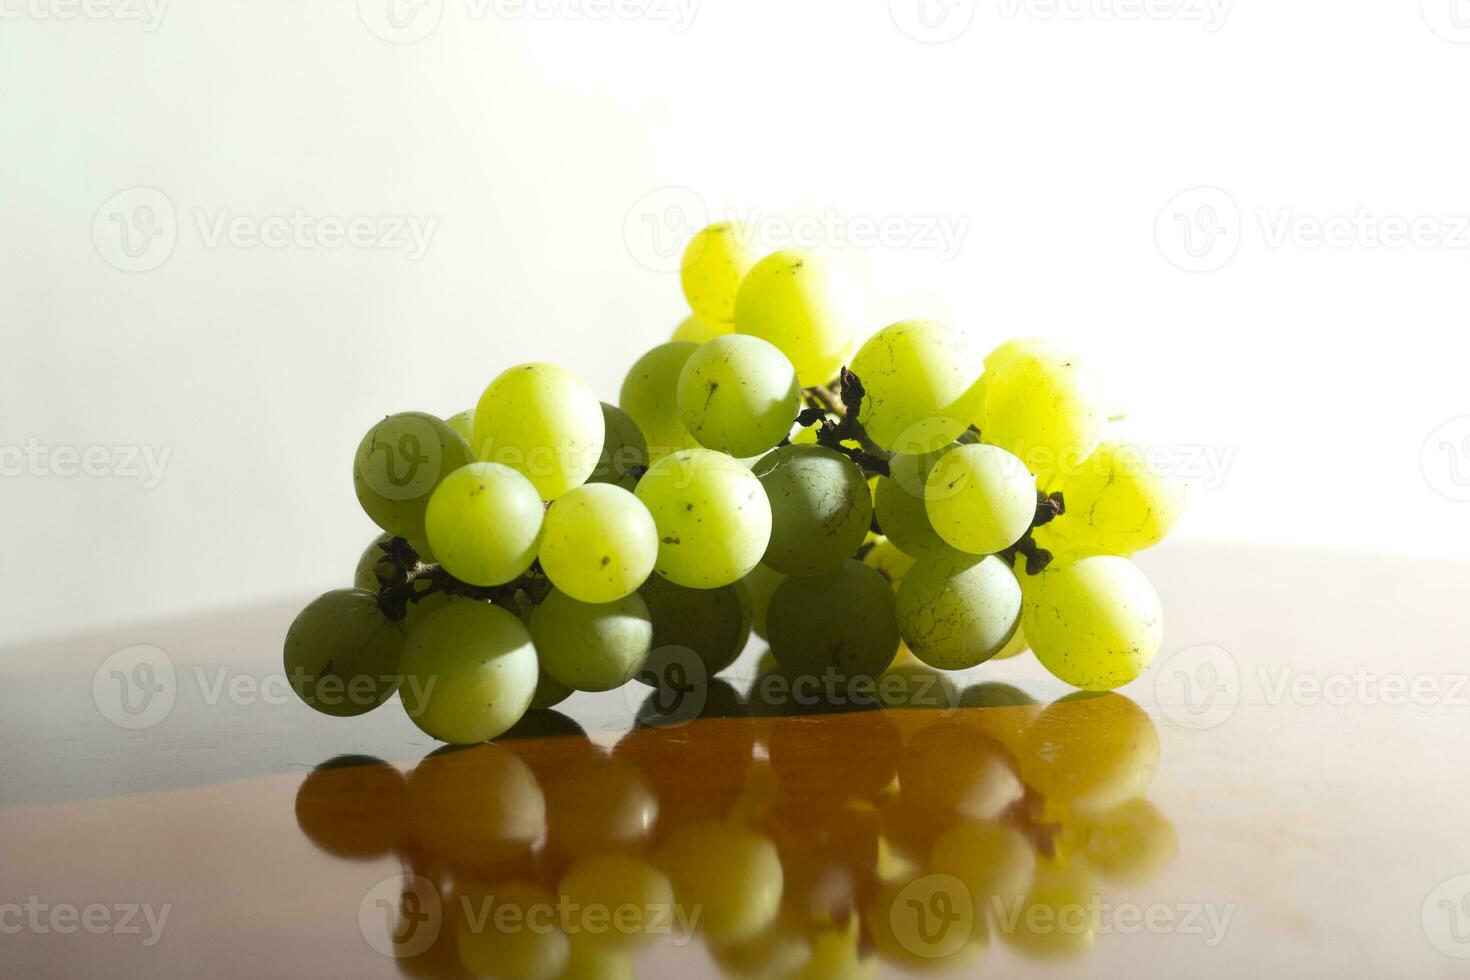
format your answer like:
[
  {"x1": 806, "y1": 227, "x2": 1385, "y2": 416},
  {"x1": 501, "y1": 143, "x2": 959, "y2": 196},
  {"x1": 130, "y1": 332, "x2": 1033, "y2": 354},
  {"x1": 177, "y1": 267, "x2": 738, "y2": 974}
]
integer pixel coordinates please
[{"x1": 4, "y1": 544, "x2": 1470, "y2": 978}]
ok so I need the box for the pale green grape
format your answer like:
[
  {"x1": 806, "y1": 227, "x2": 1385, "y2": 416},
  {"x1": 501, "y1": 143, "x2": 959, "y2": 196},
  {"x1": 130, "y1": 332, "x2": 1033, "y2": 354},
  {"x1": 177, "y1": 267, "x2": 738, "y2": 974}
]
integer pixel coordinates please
[
  {"x1": 530, "y1": 588, "x2": 653, "y2": 692},
  {"x1": 850, "y1": 320, "x2": 985, "y2": 451},
  {"x1": 472, "y1": 363, "x2": 605, "y2": 500},
  {"x1": 1020, "y1": 556, "x2": 1163, "y2": 691},
  {"x1": 589, "y1": 402, "x2": 648, "y2": 491},
  {"x1": 444, "y1": 409, "x2": 474, "y2": 445},
  {"x1": 353, "y1": 533, "x2": 395, "y2": 590},
  {"x1": 539, "y1": 483, "x2": 658, "y2": 603},
  {"x1": 681, "y1": 221, "x2": 761, "y2": 326},
  {"x1": 558, "y1": 853, "x2": 674, "y2": 948},
  {"x1": 353, "y1": 412, "x2": 474, "y2": 540},
  {"x1": 872, "y1": 450, "x2": 951, "y2": 558},
  {"x1": 677, "y1": 335, "x2": 802, "y2": 458},
  {"x1": 740, "y1": 563, "x2": 784, "y2": 640},
  {"x1": 1056, "y1": 798, "x2": 1177, "y2": 884},
  {"x1": 634, "y1": 448, "x2": 772, "y2": 589},
  {"x1": 657, "y1": 820, "x2": 784, "y2": 941},
  {"x1": 638, "y1": 572, "x2": 751, "y2": 680},
  {"x1": 425, "y1": 462, "x2": 543, "y2": 587},
  {"x1": 284, "y1": 589, "x2": 405, "y2": 717},
  {"x1": 984, "y1": 348, "x2": 1105, "y2": 480},
  {"x1": 455, "y1": 880, "x2": 570, "y2": 980},
  {"x1": 530, "y1": 664, "x2": 573, "y2": 711},
  {"x1": 398, "y1": 601, "x2": 540, "y2": 744},
  {"x1": 972, "y1": 337, "x2": 1049, "y2": 431},
  {"x1": 896, "y1": 553, "x2": 1021, "y2": 670},
  {"x1": 924, "y1": 444, "x2": 1036, "y2": 555},
  {"x1": 928, "y1": 821, "x2": 1036, "y2": 912},
  {"x1": 862, "y1": 538, "x2": 915, "y2": 592},
  {"x1": 1048, "y1": 442, "x2": 1185, "y2": 556},
  {"x1": 733, "y1": 249, "x2": 859, "y2": 386},
  {"x1": 766, "y1": 560, "x2": 900, "y2": 685},
  {"x1": 995, "y1": 860, "x2": 1098, "y2": 960},
  {"x1": 673, "y1": 313, "x2": 732, "y2": 344},
  {"x1": 751, "y1": 444, "x2": 873, "y2": 577},
  {"x1": 619, "y1": 342, "x2": 700, "y2": 463}
]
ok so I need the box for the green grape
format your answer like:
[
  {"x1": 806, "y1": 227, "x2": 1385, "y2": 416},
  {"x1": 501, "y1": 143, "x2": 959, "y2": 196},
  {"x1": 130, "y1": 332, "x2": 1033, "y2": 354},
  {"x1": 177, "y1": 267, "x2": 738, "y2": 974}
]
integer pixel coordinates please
[
  {"x1": 293, "y1": 756, "x2": 408, "y2": 859},
  {"x1": 1056, "y1": 798, "x2": 1177, "y2": 884},
  {"x1": 558, "y1": 853, "x2": 674, "y2": 948},
  {"x1": 849, "y1": 320, "x2": 986, "y2": 451},
  {"x1": 530, "y1": 588, "x2": 653, "y2": 692},
  {"x1": 472, "y1": 363, "x2": 605, "y2": 500},
  {"x1": 751, "y1": 445, "x2": 873, "y2": 577},
  {"x1": 658, "y1": 820, "x2": 784, "y2": 941},
  {"x1": 972, "y1": 337, "x2": 1049, "y2": 431},
  {"x1": 1020, "y1": 556, "x2": 1163, "y2": 691},
  {"x1": 454, "y1": 880, "x2": 569, "y2": 980},
  {"x1": 444, "y1": 409, "x2": 474, "y2": 445},
  {"x1": 1016, "y1": 693, "x2": 1159, "y2": 812},
  {"x1": 398, "y1": 601, "x2": 540, "y2": 744},
  {"x1": 740, "y1": 563, "x2": 784, "y2": 640},
  {"x1": 766, "y1": 560, "x2": 900, "y2": 686},
  {"x1": 405, "y1": 743, "x2": 546, "y2": 872},
  {"x1": 283, "y1": 589, "x2": 405, "y2": 717},
  {"x1": 869, "y1": 875, "x2": 983, "y2": 970},
  {"x1": 899, "y1": 720, "x2": 1023, "y2": 821},
  {"x1": 425, "y1": 462, "x2": 544, "y2": 587},
  {"x1": 673, "y1": 313, "x2": 732, "y2": 345},
  {"x1": 634, "y1": 448, "x2": 772, "y2": 589},
  {"x1": 928, "y1": 821, "x2": 1035, "y2": 912},
  {"x1": 733, "y1": 249, "x2": 858, "y2": 386},
  {"x1": 924, "y1": 444, "x2": 1036, "y2": 555},
  {"x1": 619, "y1": 342, "x2": 700, "y2": 463},
  {"x1": 1048, "y1": 442, "x2": 1185, "y2": 556},
  {"x1": 353, "y1": 412, "x2": 474, "y2": 540},
  {"x1": 561, "y1": 936, "x2": 634, "y2": 980},
  {"x1": 589, "y1": 402, "x2": 648, "y2": 491},
  {"x1": 539, "y1": 483, "x2": 658, "y2": 603},
  {"x1": 896, "y1": 553, "x2": 1020, "y2": 670},
  {"x1": 530, "y1": 664, "x2": 573, "y2": 710},
  {"x1": 677, "y1": 335, "x2": 802, "y2": 458},
  {"x1": 353, "y1": 532, "x2": 395, "y2": 590},
  {"x1": 995, "y1": 859, "x2": 1097, "y2": 960},
  {"x1": 984, "y1": 348, "x2": 1105, "y2": 480},
  {"x1": 862, "y1": 538, "x2": 915, "y2": 591},
  {"x1": 873, "y1": 451, "x2": 951, "y2": 558},
  {"x1": 681, "y1": 221, "x2": 761, "y2": 326},
  {"x1": 638, "y1": 573, "x2": 751, "y2": 681}
]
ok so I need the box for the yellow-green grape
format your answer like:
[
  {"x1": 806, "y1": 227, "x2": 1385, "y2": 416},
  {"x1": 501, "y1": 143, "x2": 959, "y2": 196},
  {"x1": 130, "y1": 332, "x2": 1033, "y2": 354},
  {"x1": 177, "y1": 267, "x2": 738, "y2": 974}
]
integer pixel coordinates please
[
  {"x1": 454, "y1": 880, "x2": 569, "y2": 980},
  {"x1": 733, "y1": 249, "x2": 858, "y2": 386},
  {"x1": 1020, "y1": 556, "x2": 1163, "y2": 691},
  {"x1": 353, "y1": 532, "x2": 395, "y2": 590},
  {"x1": 472, "y1": 363, "x2": 605, "y2": 500},
  {"x1": 589, "y1": 403, "x2": 648, "y2": 492},
  {"x1": 799, "y1": 921, "x2": 879, "y2": 979},
  {"x1": 673, "y1": 312, "x2": 732, "y2": 344},
  {"x1": 1056, "y1": 799, "x2": 1177, "y2": 884},
  {"x1": 990, "y1": 624, "x2": 1030, "y2": 661},
  {"x1": 869, "y1": 874, "x2": 984, "y2": 971},
  {"x1": 984, "y1": 348, "x2": 1105, "y2": 481},
  {"x1": 751, "y1": 445, "x2": 873, "y2": 577},
  {"x1": 766, "y1": 560, "x2": 901, "y2": 686},
  {"x1": 928, "y1": 821, "x2": 1035, "y2": 916},
  {"x1": 873, "y1": 450, "x2": 952, "y2": 559},
  {"x1": 896, "y1": 554, "x2": 1020, "y2": 670},
  {"x1": 283, "y1": 589, "x2": 405, "y2": 717},
  {"x1": 681, "y1": 221, "x2": 761, "y2": 326},
  {"x1": 924, "y1": 444, "x2": 1036, "y2": 555},
  {"x1": 708, "y1": 921, "x2": 814, "y2": 979},
  {"x1": 530, "y1": 664, "x2": 573, "y2": 710},
  {"x1": 540, "y1": 483, "x2": 657, "y2": 603},
  {"x1": 558, "y1": 854, "x2": 674, "y2": 948},
  {"x1": 995, "y1": 860, "x2": 1097, "y2": 960},
  {"x1": 658, "y1": 820, "x2": 784, "y2": 942},
  {"x1": 850, "y1": 320, "x2": 986, "y2": 451},
  {"x1": 740, "y1": 563, "x2": 784, "y2": 640},
  {"x1": 444, "y1": 409, "x2": 474, "y2": 445},
  {"x1": 1049, "y1": 441, "x2": 1185, "y2": 556},
  {"x1": 972, "y1": 337, "x2": 1049, "y2": 431},
  {"x1": 619, "y1": 342, "x2": 700, "y2": 463},
  {"x1": 424, "y1": 462, "x2": 543, "y2": 587},
  {"x1": 863, "y1": 537, "x2": 916, "y2": 591},
  {"x1": 398, "y1": 602, "x2": 539, "y2": 744},
  {"x1": 638, "y1": 572, "x2": 751, "y2": 680},
  {"x1": 530, "y1": 589, "x2": 653, "y2": 693},
  {"x1": 561, "y1": 936, "x2": 634, "y2": 980},
  {"x1": 353, "y1": 412, "x2": 474, "y2": 540},
  {"x1": 677, "y1": 335, "x2": 802, "y2": 458},
  {"x1": 1016, "y1": 693, "x2": 1159, "y2": 813},
  {"x1": 635, "y1": 448, "x2": 772, "y2": 589}
]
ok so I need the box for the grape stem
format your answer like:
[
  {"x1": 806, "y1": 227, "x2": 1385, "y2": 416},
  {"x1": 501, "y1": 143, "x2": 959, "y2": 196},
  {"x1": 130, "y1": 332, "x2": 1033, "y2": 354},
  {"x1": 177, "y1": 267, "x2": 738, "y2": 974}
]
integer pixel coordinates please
[
  {"x1": 999, "y1": 492, "x2": 1067, "y2": 575},
  {"x1": 797, "y1": 368, "x2": 893, "y2": 478},
  {"x1": 372, "y1": 538, "x2": 547, "y2": 622}
]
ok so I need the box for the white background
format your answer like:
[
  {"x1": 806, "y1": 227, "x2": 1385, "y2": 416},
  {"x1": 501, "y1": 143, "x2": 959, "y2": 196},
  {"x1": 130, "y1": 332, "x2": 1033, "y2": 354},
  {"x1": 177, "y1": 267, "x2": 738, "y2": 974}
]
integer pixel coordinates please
[{"x1": 3, "y1": 0, "x2": 1469, "y2": 645}]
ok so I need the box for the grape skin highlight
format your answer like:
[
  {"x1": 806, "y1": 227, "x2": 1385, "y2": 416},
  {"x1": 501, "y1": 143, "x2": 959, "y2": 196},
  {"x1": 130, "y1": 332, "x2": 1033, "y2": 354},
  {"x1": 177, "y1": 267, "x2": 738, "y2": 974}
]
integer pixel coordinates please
[
  {"x1": 283, "y1": 588, "x2": 405, "y2": 717},
  {"x1": 850, "y1": 320, "x2": 986, "y2": 451},
  {"x1": 751, "y1": 444, "x2": 873, "y2": 578},
  {"x1": 1020, "y1": 556, "x2": 1163, "y2": 691},
  {"x1": 620, "y1": 342, "x2": 700, "y2": 463},
  {"x1": 677, "y1": 334, "x2": 802, "y2": 459},
  {"x1": 424, "y1": 462, "x2": 544, "y2": 587},
  {"x1": 531, "y1": 588, "x2": 654, "y2": 693},
  {"x1": 472, "y1": 362, "x2": 605, "y2": 500},
  {"x1": 353, "y1": 412, "x2": 474, "y2": 540},
  {"x1": 733, "y1": 249, "x2": 858, "y2": 386},
  {"x1": 634, "y1": 448, "x2": 772, "y2": 589},
  {"x1": 924, "y1": 443, "x2": 1037, "y2": 555},
  {"x1": 896, "y1": 553, "x2": 1021, "y2": 670},
  {"x1": 539, "y1": 483, "x2": 658, "y2": 603}
]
